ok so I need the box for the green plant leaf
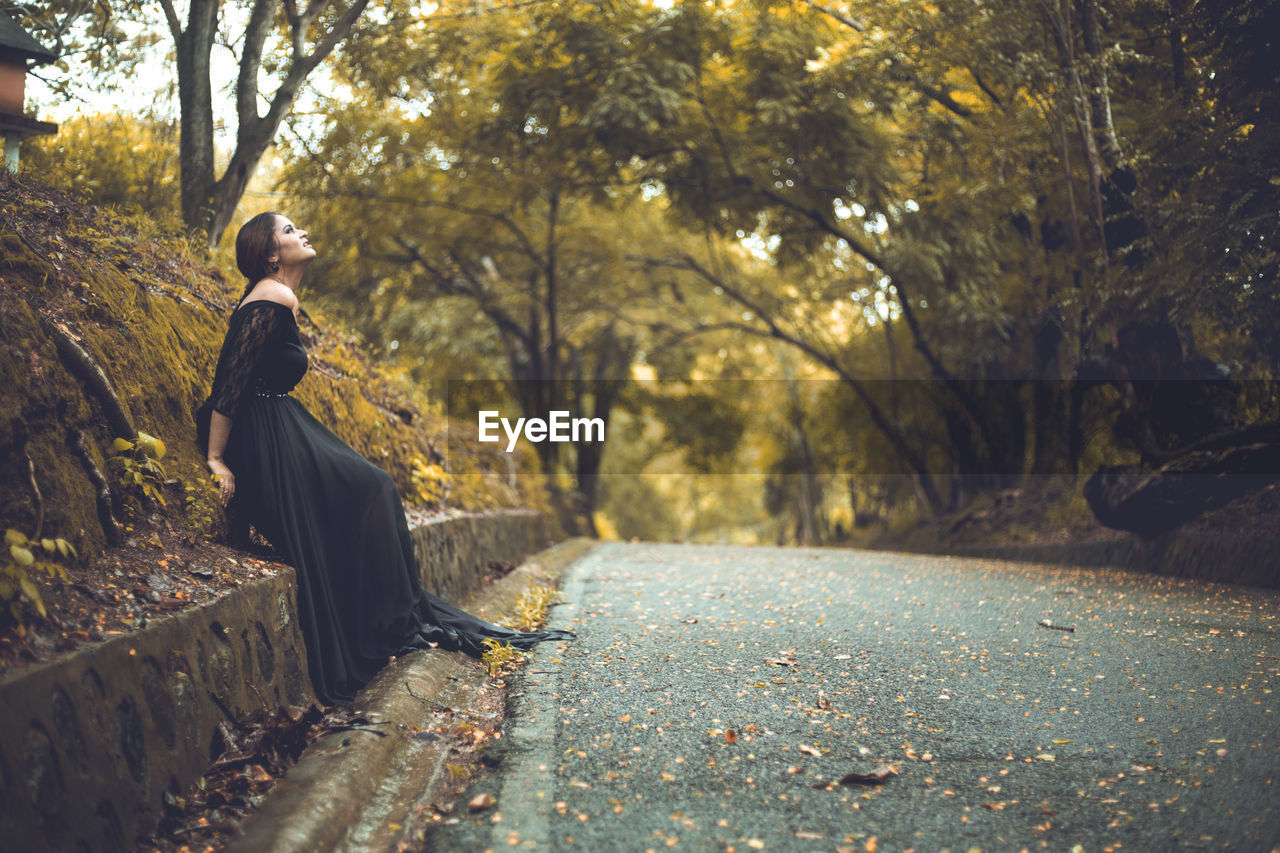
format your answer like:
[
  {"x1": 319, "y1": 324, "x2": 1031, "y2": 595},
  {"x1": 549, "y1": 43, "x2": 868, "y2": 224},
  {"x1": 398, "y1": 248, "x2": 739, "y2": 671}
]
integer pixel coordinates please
[
  {"x1": 10, "y1": 545, "x2": 34, "y2": 567},
  {"x1": 19, "y1": 576, "x2": 43, "y2": 609},
  {"x1": 41, "y1": 538, "x2": 56, "y2": 553},
  {"x1": 4, "y1": 529, "x2": 27, "y2": 546},
  {"x1": 113, "y1": 437, "x2": 134, "y2": 452}
]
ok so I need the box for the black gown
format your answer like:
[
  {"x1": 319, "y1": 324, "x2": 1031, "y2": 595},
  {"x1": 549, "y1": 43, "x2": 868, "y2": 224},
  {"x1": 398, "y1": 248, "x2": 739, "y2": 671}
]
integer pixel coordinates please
[{"x1": 196, "y1": 300, "x2": 572, "y2": 704}]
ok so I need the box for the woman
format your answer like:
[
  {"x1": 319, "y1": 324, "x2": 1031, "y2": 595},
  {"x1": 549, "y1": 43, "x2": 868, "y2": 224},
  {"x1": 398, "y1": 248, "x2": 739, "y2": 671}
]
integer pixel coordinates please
[{"x1": 196, "y1": 211, "x2": 572, "y2": 704}]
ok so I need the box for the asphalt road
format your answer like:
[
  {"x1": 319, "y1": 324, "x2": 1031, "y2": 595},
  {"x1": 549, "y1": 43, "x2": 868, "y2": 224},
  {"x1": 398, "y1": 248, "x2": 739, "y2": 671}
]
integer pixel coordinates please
[{"x1": 430, "y1": 543, "x2": 1280, "y2": 852}]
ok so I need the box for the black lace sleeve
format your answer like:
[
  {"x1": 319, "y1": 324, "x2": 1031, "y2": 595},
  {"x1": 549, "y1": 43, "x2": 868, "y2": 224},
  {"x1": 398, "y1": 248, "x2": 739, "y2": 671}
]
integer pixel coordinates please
[{"x1": 208, "y1": 303, "x2": 287, "y2": 421}]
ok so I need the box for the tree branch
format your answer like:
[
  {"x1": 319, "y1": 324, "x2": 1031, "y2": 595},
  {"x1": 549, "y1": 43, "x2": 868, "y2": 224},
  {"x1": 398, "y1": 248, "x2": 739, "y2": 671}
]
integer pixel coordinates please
[
  {"x1": 631, "y1": 253, "x2": 946, "y2": 512},
  {"x1": 392, "y1": 237, "x2": 535, "y2": 352},
  {"x1": 24, "y1": 450, "x2": 44, "y2": 541},
  {"x1": 156, "y1": 0, "x2": 182, "y2": 42},
  {"x1": 967, "y1": 66, "x2": 1006, "y2": 111},
  {"x1": 237, "y1": 0, "x2": 275, "y2": 128},
  {"x1": 302, "y1": 0, "x2": 371, "y2": 69},
  {"x1": 41, "y1": 317, "x2": 136, "y2": 441},
  {"x1": 69, "y1": 429, "x2": 122, "y2": 546},
  {"x1": 796, "y1": 0, "x2": 973, "y2": 118}
]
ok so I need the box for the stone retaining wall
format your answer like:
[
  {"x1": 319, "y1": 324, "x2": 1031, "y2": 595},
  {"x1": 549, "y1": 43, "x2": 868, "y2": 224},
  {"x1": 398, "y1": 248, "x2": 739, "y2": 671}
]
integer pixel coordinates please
[{"x1": 0, "y1": 510, "x2": 549, "y2": 852}]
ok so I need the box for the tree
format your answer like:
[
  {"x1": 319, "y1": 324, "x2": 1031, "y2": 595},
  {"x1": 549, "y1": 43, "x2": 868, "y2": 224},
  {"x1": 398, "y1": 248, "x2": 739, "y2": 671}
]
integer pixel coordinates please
[
  {"x1": 290, "y1": 0, "x2": 1277, "y2": 533},
  {"x1": 277, "y1": 1, "x2": 706, "y2": 531},
  {"x1": 9, "y1": 0, "x2": 377, "y2": 246}
]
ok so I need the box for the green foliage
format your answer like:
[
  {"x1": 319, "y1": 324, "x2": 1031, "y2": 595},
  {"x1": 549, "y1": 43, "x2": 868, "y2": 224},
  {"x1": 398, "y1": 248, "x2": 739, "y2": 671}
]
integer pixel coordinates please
[
  {"x1": 1, "y1": 528, "x2": 74, "y2": 633},
  {"x1": 108, "y1": 431, "x2": 169, "y2": 508}
]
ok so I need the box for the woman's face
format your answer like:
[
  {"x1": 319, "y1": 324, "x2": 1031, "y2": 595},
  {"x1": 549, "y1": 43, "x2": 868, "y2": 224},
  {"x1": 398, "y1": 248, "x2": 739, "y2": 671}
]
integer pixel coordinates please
[{"x1": 270, "y1": 216, "x2": 316, "y2": 269}]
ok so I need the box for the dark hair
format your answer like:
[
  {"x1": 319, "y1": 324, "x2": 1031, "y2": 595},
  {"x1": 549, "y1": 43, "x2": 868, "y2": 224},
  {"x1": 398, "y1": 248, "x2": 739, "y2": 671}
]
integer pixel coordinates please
[{"x1": 234, "y1": 211, "x2": 282, "y2": 306}]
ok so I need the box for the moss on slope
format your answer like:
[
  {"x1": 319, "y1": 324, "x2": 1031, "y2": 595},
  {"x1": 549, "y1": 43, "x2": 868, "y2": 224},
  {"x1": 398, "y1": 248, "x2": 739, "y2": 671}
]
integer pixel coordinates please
[{"x1": 0, "y1": 170, "x2": 545, "y2": 572}]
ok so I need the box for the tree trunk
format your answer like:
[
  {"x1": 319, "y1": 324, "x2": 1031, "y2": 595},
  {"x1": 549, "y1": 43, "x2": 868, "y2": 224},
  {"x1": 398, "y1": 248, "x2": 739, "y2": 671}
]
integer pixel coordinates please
[
  {"x1": 1084, "y1": 423, "x2": 1280, "y2": 536},
  {"x1": 1168, "y1": 0, "x2": 1188, "y2": 93},
  {"x1": 1031, "y1": 311, "x2": 1072, "y2": 475},
  {"x1": 206, "y1": 134, "x2": 280, "y2": 248},
  {"x1": 1077, "y1": 0, "x2": 1122, "y2": 171},
  {"x1": 176, "y1": 0, "x2": 218, "y2": 240},
  {"x1": 170, "y1": 0, "x2": 371, "y2": 246}
]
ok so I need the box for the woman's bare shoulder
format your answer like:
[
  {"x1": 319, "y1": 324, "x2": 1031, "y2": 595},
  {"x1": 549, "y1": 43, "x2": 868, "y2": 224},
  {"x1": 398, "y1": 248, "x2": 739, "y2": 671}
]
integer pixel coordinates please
[{"x1": 238, "y1": 281, "x2": 299, "y2": 314}]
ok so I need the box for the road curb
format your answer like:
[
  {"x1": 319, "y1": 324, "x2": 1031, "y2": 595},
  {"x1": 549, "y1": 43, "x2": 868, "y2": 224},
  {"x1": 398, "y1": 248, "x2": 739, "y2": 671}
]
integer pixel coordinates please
[{"x1": 225, "y1": 537, "x2": 598, "y2": 852}]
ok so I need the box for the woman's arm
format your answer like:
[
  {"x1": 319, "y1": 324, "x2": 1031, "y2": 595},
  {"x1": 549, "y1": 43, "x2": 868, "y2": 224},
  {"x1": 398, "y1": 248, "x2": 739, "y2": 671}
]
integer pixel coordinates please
[
  {"x1": 207, "y1": 410, "x2": 236, "y2": 506},
  {"x1": 202, "y1": 303, "x2": 287, "y2": 507}
]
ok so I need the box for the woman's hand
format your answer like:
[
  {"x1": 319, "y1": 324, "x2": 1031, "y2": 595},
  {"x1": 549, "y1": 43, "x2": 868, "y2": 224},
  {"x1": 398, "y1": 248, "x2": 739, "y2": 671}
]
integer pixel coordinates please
[{"x1": 208, "y1": 458, "x2": 236, "y2": 507}]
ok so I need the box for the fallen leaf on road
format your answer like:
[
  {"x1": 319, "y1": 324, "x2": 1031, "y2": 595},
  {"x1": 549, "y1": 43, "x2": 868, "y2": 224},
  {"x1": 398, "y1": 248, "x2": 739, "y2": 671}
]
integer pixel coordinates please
[
  {"x1": 468, "y1": 793, "x2": 494, "y2": 812},
  {"x1": 839, "y1": 766, "x2": 896, "y2": 786},
  {"x1": 725, "y1": 730, "x2": 738, "y2": 744},
  {"x1": 982, "y1": 801, "x2": 1006, "y2": 810},
  {"x1": 794, "y1": 831, "x2": 823, "y2": 840},
  {"x1": 765, "y1": 657, "x2": 798, "y2": 666},
  {"x1": 798, "y1": 743, "x2": 821, "y2": 757}
]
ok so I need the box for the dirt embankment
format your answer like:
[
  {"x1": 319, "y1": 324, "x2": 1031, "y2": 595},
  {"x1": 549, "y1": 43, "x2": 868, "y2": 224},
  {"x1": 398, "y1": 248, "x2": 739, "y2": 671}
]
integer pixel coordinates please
[
  {"x1": 871, "y1": 475, "x2": 1280, "y2": 589},
  {"x1": 0, "y1": 171, "x2": 544, "y2": 670}
]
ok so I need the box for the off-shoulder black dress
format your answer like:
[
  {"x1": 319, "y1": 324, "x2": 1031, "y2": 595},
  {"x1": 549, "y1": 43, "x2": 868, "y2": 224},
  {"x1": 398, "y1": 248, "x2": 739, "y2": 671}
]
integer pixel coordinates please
[{"x1": 196, "y1": 300, "x2": 572, "y2": 704}]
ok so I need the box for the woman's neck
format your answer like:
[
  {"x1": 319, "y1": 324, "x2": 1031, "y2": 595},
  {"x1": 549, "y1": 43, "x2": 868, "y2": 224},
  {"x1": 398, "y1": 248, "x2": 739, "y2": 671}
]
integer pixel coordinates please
[{"x1": 274, "y1": 265, "x2": 305, "y2": 291}]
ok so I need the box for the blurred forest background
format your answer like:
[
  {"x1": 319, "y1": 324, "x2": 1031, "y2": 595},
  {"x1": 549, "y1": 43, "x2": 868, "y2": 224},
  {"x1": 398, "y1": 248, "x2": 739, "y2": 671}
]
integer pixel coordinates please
[{"x1": 9, "y1": 0, "x2": 1278, "y2": 546}]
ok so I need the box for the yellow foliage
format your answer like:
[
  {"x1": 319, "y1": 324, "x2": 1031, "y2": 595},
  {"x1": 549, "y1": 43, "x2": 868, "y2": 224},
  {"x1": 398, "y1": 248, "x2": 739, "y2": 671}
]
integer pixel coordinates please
[
  {"x1": 480, "y1": 638, "x2": 530, "y2": 677},
  {"x1": 500, "y1": 584, "x2": 562, "y2": 633}
]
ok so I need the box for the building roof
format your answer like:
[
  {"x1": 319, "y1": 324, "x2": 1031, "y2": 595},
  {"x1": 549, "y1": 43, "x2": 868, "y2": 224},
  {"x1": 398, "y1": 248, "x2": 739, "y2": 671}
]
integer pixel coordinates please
[
  {"x1": 0, "y1": 111, "x2": 57, "y2": 137},
  {"x1": 0, "y1": 10, "x2": 56, "y2": 65}
]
